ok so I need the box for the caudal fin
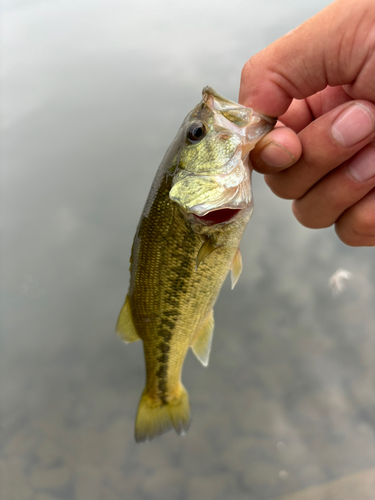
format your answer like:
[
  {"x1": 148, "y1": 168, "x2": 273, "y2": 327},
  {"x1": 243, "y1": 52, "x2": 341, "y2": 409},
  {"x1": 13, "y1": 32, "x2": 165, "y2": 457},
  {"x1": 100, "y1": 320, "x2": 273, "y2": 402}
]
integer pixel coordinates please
[{"x1": 135, "y1": 385, "x2": 191, "y2": 442}]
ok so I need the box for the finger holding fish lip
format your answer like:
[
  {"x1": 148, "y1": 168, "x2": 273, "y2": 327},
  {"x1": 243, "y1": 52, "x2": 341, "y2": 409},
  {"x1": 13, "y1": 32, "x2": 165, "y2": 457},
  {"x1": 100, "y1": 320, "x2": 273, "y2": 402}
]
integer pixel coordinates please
[
  {"x1": 250, "y1": 125, "x2": 301, "y2": 173},
  {"x1": 256, "y1": 100, "x2": 375, "y2": 201},
  {"x1": 250, "y1": 86, "x2": 356, "y2": 175},
  {"x1": 239, "y1": 0, "x2": 375, "y2": 246}
]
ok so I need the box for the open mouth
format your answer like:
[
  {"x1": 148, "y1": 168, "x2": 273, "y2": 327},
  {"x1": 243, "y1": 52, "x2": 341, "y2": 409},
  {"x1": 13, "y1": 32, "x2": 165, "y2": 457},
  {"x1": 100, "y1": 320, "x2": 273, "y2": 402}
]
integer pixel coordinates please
[{"x1": 194, "y1": 208, "x2": 241, "y2": 225}]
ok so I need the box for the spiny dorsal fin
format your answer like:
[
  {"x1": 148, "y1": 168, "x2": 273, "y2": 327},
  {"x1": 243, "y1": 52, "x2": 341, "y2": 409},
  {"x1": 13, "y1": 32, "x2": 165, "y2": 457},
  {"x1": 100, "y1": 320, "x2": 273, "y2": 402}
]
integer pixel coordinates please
[
  {"x1": 196, "y1": 238, "x2": 220, "y2": 270},
  {"x1": 231, "y1": 248, "x2": 242, "y2": 289},
  {"x1": 191, "y1": 310, "x2": 214, "y2": 366},
  {"x1": 116, "y1": 295, "x2": 140, "y2": 343}
]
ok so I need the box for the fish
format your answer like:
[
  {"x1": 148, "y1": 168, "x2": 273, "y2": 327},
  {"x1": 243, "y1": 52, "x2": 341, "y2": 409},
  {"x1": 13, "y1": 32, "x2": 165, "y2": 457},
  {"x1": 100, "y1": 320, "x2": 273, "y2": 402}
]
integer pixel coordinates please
[{"x1": 117, "y1": 87, "x2": 275, "y2": 442}]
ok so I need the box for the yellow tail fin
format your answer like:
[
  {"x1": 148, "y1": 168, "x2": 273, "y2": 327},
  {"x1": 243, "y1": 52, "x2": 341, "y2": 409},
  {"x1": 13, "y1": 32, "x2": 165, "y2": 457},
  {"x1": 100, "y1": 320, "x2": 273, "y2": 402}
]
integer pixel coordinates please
[{"x1": 135, "y1": 385, "x2": 190, "y2": 442}]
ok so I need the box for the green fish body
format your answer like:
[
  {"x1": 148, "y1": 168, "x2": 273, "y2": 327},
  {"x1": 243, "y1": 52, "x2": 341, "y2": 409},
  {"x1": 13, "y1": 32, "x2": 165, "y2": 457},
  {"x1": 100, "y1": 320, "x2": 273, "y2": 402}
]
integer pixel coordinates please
[{"x1": 117, "y1": 87, "x2": 275, "y2": 442}]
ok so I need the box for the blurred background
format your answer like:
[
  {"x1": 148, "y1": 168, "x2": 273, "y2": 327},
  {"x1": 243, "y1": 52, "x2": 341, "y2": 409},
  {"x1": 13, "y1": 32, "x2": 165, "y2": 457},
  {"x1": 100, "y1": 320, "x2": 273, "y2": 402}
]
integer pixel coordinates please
[{"x1": 2, "y1": 0, "x2": 375, "y2": 499}]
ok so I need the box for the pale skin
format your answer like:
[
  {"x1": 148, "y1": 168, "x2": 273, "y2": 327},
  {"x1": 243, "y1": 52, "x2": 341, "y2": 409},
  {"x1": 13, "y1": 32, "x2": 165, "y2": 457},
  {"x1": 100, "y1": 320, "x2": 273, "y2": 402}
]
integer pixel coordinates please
[{"x1": 239, "y1": 0, "x2": 375, "y2": 246}]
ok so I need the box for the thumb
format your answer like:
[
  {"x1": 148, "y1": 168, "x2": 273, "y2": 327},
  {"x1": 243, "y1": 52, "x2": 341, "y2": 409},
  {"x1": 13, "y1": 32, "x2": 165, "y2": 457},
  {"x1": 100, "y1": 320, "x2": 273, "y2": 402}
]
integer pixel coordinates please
[{"x1": 239, "y1": 0, "x2": 375, "y2": 117}]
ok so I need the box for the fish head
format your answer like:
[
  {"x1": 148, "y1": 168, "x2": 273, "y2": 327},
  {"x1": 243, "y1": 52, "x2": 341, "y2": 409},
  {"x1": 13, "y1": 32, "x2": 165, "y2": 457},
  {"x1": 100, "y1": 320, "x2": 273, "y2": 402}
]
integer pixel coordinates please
[{"x1": 169, "y1": 87, "x2": 276, "y2": 229}]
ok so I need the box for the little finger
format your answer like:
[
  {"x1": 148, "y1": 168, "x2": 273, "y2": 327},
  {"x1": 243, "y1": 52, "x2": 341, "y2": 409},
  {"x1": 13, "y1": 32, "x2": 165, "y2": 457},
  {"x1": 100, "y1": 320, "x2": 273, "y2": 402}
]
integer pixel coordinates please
[{"x1": 335, "y1": 188, "x2": 375, "y2": 246}]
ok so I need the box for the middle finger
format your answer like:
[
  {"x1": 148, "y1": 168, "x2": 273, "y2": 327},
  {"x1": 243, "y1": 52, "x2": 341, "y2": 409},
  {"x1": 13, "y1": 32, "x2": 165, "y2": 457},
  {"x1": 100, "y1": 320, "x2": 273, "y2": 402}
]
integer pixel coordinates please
[{"x1": 264, "y1": 100, "x2": 375, "y2": 200}]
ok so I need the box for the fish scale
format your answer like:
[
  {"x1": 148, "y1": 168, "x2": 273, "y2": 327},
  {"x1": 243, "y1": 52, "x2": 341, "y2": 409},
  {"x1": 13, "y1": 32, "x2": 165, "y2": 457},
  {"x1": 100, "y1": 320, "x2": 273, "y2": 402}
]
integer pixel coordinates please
[{"x1": 116, "y1": 87, "x2": 275, "y2": 442}]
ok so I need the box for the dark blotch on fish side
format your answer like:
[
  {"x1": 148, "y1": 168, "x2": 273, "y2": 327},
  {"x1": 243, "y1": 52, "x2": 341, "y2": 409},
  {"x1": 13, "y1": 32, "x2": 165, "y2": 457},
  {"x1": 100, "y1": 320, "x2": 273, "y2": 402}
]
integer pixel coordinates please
[{"x1": 155, "y1": 230, "x2": 195, "y2": 404}]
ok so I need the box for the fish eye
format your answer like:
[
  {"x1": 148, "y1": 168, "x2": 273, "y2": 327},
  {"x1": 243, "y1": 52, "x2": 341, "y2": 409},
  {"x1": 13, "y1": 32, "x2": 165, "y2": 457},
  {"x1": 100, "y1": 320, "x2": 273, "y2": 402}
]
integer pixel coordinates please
[{"x1": 186, "y1": 122, "x2": 207, "y2": 144}]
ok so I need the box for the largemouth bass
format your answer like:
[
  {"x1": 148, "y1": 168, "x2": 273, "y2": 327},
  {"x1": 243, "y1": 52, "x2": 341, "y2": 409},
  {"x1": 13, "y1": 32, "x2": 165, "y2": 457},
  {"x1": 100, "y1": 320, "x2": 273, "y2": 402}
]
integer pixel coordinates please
[{"x1": 117, "y1": 87, "x2": 275, "y2": 442}]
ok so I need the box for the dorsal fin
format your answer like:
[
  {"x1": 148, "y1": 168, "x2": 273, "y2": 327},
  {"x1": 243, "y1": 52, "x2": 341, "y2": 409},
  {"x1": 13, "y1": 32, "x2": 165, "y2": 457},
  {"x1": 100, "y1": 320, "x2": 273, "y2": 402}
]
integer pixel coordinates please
[
  {"x1": 191, "y1": 310, "x2": 214, "y2": 366},
  {"x1": 116, "y1": 295, "x2": 140, "y2": 343}
]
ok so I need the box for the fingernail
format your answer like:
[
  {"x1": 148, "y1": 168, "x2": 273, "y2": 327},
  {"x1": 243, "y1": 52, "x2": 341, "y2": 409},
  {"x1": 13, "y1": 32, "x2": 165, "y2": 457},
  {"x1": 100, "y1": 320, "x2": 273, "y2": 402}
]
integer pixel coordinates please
[
  {"x1": 259, "y1": 142, "x2": 295, "y2": 168},
  {"x1": 347, "y1": 144, "x2": 375, "y2": 182},
  {"x1": 332, "y1": 103, "x2": 375, "y2": 147}
]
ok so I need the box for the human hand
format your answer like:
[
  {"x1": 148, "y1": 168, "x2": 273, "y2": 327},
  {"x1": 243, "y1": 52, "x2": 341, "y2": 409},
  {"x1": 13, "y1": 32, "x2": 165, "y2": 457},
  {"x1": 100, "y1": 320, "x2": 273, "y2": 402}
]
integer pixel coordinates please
[{"x1": 240, "y1": 0, "x2": 375, "y2": 246}]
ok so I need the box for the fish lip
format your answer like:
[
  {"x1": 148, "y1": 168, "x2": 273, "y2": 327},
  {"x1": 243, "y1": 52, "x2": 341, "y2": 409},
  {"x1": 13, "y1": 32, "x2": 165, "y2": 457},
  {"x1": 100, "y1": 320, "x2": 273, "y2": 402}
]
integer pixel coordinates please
[{"x1": 202, "y1": 86, "x2": 277, "y2": 128}]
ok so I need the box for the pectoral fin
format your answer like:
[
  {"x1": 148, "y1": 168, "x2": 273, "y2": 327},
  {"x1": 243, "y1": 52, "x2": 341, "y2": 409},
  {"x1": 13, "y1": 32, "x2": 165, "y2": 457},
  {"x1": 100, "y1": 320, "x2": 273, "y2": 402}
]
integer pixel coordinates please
[
  {"x1": 196, "y1": 238, "x2": 220, "y2": 270},
  {"x1": 191, "y1": 310, "x2": 214, "y2": 367},
  {"x1": 231, "y1": 248, "x2": 242, "y2": 289},
  {"x1": 116, "y1": 295, "x2": 140, "y2": 343}
]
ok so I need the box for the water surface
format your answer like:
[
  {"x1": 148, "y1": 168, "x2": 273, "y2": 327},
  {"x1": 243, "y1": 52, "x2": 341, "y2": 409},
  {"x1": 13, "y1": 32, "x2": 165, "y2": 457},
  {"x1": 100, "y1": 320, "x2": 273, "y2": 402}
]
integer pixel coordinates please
[{"x1": 2, "y1": 1, "x2": 375, "y2": 499}]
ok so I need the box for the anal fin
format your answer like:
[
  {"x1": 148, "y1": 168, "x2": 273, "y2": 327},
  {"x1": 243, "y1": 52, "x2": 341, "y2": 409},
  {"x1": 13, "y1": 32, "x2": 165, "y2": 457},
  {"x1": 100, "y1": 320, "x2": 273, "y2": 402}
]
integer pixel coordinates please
[
  {"x1": 231, "y1": 248, "x2": 242, "y2": 289},
  {"x1": 191, "y1": 310, "x2": 214, "y2": 367},
  {"x1": 116, "y1": 295, "x2": 140, "y2": 343}
]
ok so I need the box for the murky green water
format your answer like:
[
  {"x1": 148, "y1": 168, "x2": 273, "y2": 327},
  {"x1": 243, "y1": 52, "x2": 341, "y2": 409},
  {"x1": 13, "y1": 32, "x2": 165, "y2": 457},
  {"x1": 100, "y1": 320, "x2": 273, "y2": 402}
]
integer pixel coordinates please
[{"x1": 2, "y1": 1, "x2": 375, "y2": 499}]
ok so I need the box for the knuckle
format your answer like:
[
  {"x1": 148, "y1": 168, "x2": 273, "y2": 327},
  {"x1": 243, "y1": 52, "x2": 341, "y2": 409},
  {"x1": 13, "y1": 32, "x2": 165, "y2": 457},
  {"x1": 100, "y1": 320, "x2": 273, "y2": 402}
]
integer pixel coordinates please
[
  {"x1": 292, "y1": 201, "x2": 310, "y2": 227},
  {"x1": 353, "y1": 205, "x2": 375, "y2": 236},
  {"x1": 329, "y1": 192, "x2": 352, "y2": 214},
  {"x1": 335, "y1": 210, "x2": 375, "y2": 246},
  {"x1": 264, "y1": 173, "x2": 296, "y2": 199},
  {"x1": 292, "y1": 200, "x2": 330, "y2": 229},
  {"x1": 335, "y1": 227, "x2": 375, "y2": 247}
]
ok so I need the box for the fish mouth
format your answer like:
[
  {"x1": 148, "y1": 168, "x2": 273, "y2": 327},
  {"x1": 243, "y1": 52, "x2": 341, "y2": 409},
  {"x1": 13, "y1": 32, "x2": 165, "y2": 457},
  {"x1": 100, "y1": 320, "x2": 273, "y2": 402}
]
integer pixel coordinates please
[{"x1": 192, "y1": 208, "x2": 242, "y2": 226}]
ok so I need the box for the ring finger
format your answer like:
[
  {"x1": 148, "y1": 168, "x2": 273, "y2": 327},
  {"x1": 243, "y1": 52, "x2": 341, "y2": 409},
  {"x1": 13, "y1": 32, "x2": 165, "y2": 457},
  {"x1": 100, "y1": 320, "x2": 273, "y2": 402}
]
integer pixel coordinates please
[{"x1": 292, "y1": 142, "x2": 375, "y2": 228}]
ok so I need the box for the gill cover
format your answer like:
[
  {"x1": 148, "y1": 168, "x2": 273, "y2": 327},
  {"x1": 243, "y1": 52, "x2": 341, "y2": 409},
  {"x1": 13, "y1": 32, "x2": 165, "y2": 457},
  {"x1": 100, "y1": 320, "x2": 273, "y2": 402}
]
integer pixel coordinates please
[{"x1": 169, "y1": 87, "x2": 275, "y2": 217}]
